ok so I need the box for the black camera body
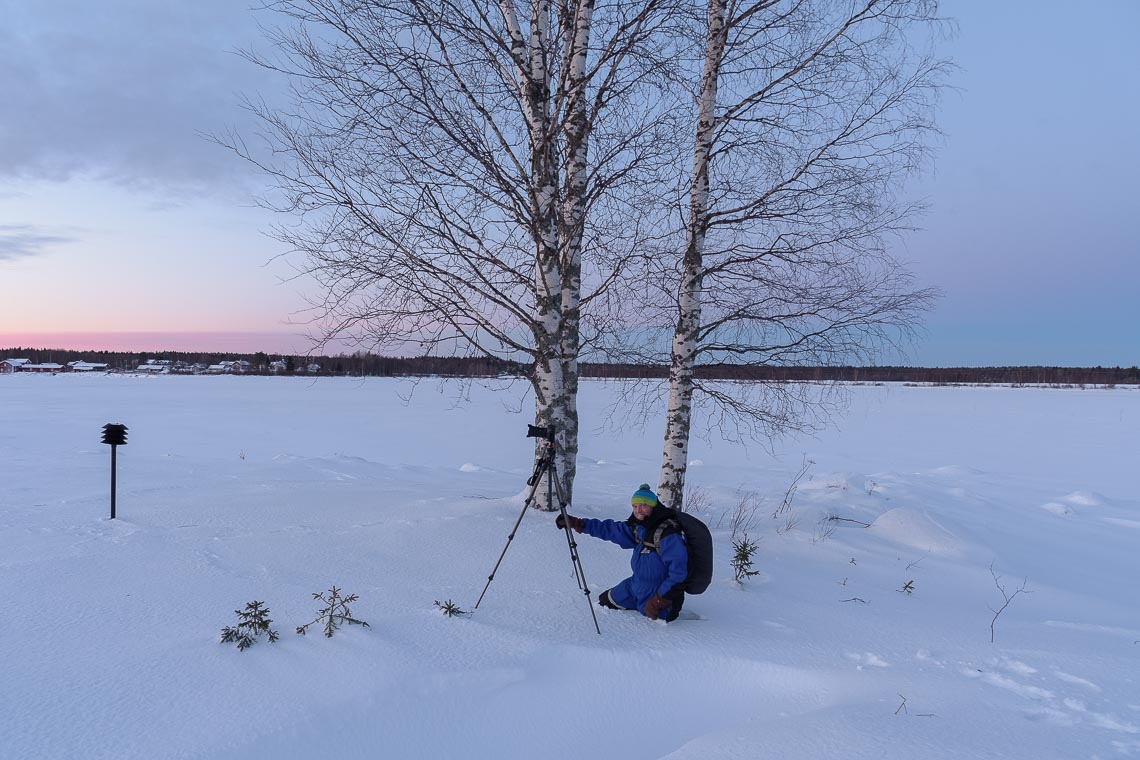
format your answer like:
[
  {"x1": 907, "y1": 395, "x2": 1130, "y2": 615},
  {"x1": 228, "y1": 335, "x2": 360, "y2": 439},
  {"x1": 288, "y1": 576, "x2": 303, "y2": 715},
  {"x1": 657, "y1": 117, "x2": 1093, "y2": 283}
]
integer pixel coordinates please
[{"x1": 526, "y1": 424, "x2": 556, "y2": 441}]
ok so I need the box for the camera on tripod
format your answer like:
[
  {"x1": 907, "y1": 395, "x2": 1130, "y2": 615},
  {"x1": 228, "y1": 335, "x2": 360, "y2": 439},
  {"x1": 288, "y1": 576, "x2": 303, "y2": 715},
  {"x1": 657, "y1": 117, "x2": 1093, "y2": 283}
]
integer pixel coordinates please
[
  {"x1": 474, "y1": 422, "x2": 600, "y2": 634},
  {"x1": 526, "y1": 424, "x2": 555, "y2": 441}
]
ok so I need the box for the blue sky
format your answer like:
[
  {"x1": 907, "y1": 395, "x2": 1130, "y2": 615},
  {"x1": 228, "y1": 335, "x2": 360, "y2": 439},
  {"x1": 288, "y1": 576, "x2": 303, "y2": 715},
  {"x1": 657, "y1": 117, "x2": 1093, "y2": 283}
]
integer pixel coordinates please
[{"x1": 1, "y1": 1, "x2": 1137, "y2": 365}]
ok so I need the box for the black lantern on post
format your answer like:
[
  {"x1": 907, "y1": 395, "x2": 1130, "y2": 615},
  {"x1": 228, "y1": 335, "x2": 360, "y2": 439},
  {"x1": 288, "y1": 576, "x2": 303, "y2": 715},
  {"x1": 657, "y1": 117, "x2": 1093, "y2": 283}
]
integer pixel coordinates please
[{"x1": 101, "y1": 423, "x2": 128, "y2": 519}]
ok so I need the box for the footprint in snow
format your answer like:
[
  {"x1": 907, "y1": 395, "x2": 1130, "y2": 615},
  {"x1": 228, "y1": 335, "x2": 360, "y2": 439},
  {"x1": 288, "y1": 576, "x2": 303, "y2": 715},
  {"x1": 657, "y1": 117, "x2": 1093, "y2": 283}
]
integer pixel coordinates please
[
  {"x1": 845, "y1": 652, "x2": 889, "y2": 669},
  {"x1": 1102, "y1": 517, "x2": 1140, "y2": 530},
  {"x1": 1039, "y1": 502, "x2": 1073, "y2": 517},
  {"x1": 964, "y1": 660, "x2": 1139, "y2": 736},
  {"x1": 961, "y1": 667, "x2": 1054, "y2": 700},
  {"x1": 914, "y1": 649, "x2": 946, "y2": 667},
  {"x1": 995, "y1": 656, "x2": 1037, "y2": 676},
  {"x1": 1053, "y1": 670, "x2": 1102, "y2": 693}
]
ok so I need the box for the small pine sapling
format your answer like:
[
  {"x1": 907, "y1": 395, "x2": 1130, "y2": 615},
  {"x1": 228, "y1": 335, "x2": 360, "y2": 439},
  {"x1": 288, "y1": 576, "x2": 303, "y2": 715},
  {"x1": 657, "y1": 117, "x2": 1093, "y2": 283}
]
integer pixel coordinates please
[
  {"x1": 296, "y1": 586, "x2": 370, "y2": 637},
  {"x1": 731, "y1": 533, "x2": 761, "y2": 583},
  {"x1": 434, "y1": 599, "x2": 467, "y2": 617},
  {"x1": 220, "y1": 601, "x2": 280, "y2": 651}
]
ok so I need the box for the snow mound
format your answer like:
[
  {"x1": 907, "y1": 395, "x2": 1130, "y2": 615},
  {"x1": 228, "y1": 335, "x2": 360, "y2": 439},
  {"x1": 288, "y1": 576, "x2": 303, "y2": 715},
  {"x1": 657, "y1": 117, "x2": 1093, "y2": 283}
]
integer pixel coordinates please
[
  {"x1": 459, "y1": 463, "x2": 481, "y2": 472},
  {"x1": 866, "y1": 507, "x2": 965, "y2": 555},
  {"x1": 927, "y1": 464, "x2": 985, "y2": 477},
  {"x1": 1063, "y1": 491, "x2": 1104, "y2": 507},
  {"x1": 799, "y1": 471, "x2": 854, "y2": 492},
  {"x1": 1040, "y1": 502, "x2": 1073, "y2": 517}
]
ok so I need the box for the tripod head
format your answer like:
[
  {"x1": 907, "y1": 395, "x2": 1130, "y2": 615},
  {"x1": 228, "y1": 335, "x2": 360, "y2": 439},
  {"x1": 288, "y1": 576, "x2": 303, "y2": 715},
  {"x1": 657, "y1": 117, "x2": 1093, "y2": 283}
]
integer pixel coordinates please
[{"x1": 526, "y1": 424, "x2": 557, "y2": 485}]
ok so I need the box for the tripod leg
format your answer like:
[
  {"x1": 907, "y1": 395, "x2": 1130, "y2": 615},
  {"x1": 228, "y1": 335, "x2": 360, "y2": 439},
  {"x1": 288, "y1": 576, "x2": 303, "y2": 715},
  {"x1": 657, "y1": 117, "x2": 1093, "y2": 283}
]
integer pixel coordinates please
[
  {"x1": 548, "y1": 459, "x2": 584, "y2": 591},
  {"x1": 550, "y1": 469, "x2": 601, "y2": 635},
  {"x1": 474, "y1": 454, "x2": 548, "y2": 610}
]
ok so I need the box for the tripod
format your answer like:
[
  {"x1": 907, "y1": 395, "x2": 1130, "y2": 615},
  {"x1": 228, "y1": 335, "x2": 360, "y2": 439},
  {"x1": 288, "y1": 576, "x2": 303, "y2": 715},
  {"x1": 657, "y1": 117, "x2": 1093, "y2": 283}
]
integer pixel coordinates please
[{"x1": 475, "y1": 426, "x2": 601, "y2": 634}]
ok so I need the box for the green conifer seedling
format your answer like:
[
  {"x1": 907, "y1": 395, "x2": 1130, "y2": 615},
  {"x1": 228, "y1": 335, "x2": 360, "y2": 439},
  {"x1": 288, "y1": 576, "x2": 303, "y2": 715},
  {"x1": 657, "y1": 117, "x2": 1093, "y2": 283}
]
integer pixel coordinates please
[
  {"x1": 434, "y1": 599, "x2": 467, "y2": 617},
  {"x1": 220, "y1": 601, "x2": 280, "y2": 651},
  {"x1": 731, "y1": 534, "x2": 761, "y2": 583}
]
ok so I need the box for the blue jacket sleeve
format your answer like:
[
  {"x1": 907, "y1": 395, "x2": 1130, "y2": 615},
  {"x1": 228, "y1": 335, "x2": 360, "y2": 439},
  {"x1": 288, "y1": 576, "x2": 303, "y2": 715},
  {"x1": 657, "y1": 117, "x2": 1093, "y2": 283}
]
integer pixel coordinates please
[
  {"x1": 580, "y1": 518, "x2": 637, "y2": 549},
  {"x1": 656, "y1": 533, "x2": 689, "y2": 597}
]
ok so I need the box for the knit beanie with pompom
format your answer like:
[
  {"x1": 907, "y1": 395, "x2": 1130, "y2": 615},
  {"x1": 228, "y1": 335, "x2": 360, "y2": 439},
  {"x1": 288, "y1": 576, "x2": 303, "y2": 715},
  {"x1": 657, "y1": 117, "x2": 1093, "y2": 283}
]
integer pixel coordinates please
[{"x1": 631, "y1": 484, "x2": 658, "y2": 508}]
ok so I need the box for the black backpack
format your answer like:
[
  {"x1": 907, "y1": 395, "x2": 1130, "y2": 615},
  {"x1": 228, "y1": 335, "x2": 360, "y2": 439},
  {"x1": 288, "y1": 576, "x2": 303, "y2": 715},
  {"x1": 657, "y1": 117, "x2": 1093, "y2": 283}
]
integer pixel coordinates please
[{"x1": 640, "y1": 506, "x2": 714, "y2": 595}]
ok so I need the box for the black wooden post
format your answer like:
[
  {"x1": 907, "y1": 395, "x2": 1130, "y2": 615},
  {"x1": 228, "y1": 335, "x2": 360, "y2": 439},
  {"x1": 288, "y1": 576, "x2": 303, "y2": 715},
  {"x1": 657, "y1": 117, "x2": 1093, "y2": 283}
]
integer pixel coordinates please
[
  {"x1": 101, "y1": 424, "x2": 128, "y2": 519},
  {"x1": 110, "y1": 445, "x2": 118, "y2": 519}
]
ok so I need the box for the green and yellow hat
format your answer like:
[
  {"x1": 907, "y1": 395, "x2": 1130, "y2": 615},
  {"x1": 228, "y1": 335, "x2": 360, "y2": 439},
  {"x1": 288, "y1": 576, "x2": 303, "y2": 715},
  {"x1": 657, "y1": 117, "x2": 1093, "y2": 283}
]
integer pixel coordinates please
[{"x1": 631, "y1": 484, "x2": 658, "y2": 508}]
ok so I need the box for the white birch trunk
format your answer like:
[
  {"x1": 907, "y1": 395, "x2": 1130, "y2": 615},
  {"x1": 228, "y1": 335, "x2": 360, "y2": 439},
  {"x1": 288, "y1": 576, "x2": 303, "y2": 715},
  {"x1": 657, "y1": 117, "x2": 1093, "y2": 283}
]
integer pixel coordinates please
[
  {"x1": 555, "y1": 0, "x2": 596, "y2": 506},
  {"x1": 503, "y1": 0, "x2": 569, "y2": 509},
  {"x1": 658, "y1": 0, "x2": 727, "y2": 510}
]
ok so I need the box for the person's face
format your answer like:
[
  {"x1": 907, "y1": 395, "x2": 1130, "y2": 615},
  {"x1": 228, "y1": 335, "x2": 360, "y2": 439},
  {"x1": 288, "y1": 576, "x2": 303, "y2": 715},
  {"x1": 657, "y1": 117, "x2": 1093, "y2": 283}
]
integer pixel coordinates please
[{"x1": 632, "y1": 502, "x2": 654, "y2": 521}]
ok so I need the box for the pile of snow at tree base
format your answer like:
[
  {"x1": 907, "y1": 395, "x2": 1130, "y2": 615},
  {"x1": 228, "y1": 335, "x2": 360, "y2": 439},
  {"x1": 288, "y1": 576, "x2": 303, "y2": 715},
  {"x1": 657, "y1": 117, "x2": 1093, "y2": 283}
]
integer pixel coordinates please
[{"x1": 2, "y1": 374, "x2": 1139, "y2": 760}]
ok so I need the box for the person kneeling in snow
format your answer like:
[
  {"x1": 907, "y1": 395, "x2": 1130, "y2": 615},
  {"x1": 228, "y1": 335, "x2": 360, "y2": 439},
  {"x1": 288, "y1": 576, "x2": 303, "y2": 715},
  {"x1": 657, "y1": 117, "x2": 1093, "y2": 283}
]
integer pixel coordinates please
[{"x1": 556, "y1": 484, "x2": 687, "y2": 622}]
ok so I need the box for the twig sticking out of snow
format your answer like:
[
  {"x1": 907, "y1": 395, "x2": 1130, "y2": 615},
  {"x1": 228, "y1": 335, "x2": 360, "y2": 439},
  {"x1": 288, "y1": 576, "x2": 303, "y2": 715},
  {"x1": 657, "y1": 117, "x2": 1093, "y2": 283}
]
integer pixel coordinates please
[
  {"x1": 772, "y1": 456, "x2": 813, "y2": 519},
  {"x1": 988, "y1": 563, "x2": 1030, "y2": 643},
  {"x1": 828, "y1": 516, "x2": 871, "y2": 528}
]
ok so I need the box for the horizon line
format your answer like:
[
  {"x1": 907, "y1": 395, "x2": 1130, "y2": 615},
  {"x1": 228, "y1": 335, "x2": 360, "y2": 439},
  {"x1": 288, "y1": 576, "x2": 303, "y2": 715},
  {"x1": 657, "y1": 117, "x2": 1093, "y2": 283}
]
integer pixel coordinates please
[{"x1": 0, "y1": 331, "x2": 325, "y2": 354}]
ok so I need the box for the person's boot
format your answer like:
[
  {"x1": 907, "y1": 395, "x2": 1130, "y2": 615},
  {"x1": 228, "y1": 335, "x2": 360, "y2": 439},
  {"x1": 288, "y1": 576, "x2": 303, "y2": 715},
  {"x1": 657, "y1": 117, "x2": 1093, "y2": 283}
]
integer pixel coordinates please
[
  {"x1": 663, "y1": 588, "x2": 686, "y2": 622},
  {"x1": 598, "y1": 589, "x2": 626, "y2": 610}
]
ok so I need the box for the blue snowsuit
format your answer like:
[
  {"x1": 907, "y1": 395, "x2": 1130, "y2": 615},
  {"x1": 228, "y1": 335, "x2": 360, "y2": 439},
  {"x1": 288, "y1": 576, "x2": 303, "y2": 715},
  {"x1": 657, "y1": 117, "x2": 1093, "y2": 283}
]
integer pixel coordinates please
[{"x1": 580, "y1": 515, "x2": 688, "y2": 618}]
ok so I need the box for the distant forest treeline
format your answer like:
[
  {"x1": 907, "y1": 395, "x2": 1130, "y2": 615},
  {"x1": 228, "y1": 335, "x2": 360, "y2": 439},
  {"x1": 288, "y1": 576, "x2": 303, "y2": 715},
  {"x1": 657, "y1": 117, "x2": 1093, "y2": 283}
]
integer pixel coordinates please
[{"x1": 3, "y1": 347, "x2": 1138, "y2": 385}]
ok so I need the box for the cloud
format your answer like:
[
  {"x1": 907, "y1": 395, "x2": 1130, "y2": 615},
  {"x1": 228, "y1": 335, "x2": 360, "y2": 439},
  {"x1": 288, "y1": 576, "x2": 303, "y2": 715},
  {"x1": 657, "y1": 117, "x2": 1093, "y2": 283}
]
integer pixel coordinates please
[
  {"x1": 0, "y1": 225, "x2": 76, "y2": 261},
  {"x1": 0, "y1": 1, "x2": 279, "y2": 196}
]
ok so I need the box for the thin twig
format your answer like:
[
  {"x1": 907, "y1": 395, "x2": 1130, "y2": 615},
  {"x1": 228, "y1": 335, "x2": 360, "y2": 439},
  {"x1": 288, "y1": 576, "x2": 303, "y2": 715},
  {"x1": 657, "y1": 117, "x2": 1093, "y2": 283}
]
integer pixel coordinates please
[
  {"x1": 988, "y1": 563, "x2": 1030, "y2": 643},
  {"x1": 772, "y1": 455, "x2": 812, "y2": 518},
  {"x1": 905, "y1": 550, "x2": 930, "y2": 571},
  {"x1": 828, "y1": 516, "x2": 871, "y2": 527}
]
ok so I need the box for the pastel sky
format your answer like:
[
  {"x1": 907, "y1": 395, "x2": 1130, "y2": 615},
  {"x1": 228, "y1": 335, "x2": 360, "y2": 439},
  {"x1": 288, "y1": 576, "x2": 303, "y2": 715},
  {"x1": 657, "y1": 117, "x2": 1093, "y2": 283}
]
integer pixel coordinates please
[{"x1": 1, "y1": 1, "x2": 1137, "y2": 365}]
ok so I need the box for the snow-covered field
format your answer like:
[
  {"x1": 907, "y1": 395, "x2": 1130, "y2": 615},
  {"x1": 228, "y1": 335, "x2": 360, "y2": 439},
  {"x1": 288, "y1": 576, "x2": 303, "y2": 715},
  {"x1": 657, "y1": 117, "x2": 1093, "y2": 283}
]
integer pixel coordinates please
[{"x1": 2, "y1": 374, "x2": 1138, "y2": 759}]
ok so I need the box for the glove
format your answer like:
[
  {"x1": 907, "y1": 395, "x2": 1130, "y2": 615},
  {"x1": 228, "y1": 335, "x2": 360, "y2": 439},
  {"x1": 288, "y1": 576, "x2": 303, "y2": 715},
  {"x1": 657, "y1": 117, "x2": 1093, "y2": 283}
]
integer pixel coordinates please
[
  {"x1": 555, "y1": 513, "x2": 584, "y2": 533},
  {"x1": 643, "y1": 593, "x2": 670, "y2": 620}
]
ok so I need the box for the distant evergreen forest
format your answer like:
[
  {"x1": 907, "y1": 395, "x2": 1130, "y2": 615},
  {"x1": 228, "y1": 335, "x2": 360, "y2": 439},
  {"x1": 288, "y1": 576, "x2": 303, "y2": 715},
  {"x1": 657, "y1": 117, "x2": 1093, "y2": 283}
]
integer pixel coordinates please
[{"x1": 3, "y1": 347, "x2": 1138, "y2": 385}]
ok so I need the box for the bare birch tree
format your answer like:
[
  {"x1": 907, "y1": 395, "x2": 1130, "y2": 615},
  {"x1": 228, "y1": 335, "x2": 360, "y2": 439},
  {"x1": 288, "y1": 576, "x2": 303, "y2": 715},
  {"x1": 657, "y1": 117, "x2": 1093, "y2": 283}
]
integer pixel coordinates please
[
  {"x1": 228, "y1": 0, "x2": 679, "y2": 504},
  {"x1": 648, "y1": 0, "x2": 949, "y2": 507}
]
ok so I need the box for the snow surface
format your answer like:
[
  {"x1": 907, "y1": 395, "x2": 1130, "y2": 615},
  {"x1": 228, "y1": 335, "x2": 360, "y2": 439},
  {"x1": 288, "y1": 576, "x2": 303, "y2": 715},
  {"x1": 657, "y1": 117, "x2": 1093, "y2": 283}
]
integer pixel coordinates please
[{"x1": 2, "y1": 375, "x2": 1139, "y2": 759}]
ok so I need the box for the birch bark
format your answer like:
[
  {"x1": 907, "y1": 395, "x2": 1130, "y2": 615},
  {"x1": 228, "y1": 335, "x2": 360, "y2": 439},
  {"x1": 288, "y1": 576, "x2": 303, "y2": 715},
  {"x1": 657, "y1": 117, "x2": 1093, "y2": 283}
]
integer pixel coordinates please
[
  {"x1": 554, "y1": 0, "x2": 596, "y2": 504},
  {"x1": 503, "y1": 0, "x2": 573, "y2": 507},
  {"x1": 657, "y1": 0, "x2": 727, "y2": 509}
]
